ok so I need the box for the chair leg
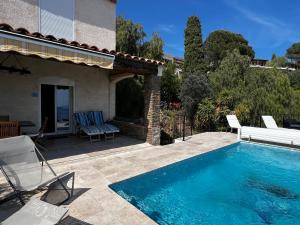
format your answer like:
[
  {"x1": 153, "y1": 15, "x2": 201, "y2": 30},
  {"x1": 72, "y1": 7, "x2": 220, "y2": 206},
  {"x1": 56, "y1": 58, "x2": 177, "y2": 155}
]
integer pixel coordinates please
[
  {"x1": 17, "y1": 191, "x2": 25, "y2": 205},
  {"x1": 0, "y1": 191, "x2": 25, "y2": 206},
  {"x1": 54, "y1": 173, "x2": 75, "y2": 205},
  {"x1": 71, "y1": 173, "x2": 75, "y2": 197}
]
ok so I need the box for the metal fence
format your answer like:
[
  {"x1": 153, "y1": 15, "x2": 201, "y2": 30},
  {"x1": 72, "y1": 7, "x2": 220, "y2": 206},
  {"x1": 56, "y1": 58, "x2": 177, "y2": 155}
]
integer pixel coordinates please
[{"x1": 160, "y1": 111, "x2": 300, "y2": 144}]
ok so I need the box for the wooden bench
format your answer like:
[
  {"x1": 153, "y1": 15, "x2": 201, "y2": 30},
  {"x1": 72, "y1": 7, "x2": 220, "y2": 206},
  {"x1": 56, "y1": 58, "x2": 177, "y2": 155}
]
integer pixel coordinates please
[{"x1": 0, "y1": 121, "x2": 19, "y2": 139}]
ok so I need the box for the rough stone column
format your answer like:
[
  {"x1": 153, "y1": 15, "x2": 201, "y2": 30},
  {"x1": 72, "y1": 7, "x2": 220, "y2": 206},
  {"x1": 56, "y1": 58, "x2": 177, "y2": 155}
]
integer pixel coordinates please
[{"x1": 144, "y1": 73, "x2": 161, "y2": 145}]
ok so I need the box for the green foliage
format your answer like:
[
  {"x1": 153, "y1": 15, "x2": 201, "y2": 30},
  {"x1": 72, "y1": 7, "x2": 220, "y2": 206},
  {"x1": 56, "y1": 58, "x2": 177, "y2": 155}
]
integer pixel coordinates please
[
  {"x1": 290, "y1": 90, "x2": 300, "y2": 115},
  {"x1": 287, "y1": 70, "x2": 300, "y2": 89},
  {"x1": 116, "y1": 78, "x2": 144, "y2": 119},
  {"x1": 209, "y1": 50, "x2": 293, "y2": 126},
  {"x1": 210, "y1": 49, "x2": 250, "y2": 94},
  {"x1": 214, "y1": 89, "x2": 236, "y2": 126},
  {"x1": 204, "y1": 30, "x2": 254, "y2": 70},
  {"x1": 183, "y1": 16, "x2": 207, "y2": 75},
  {"x1": 234, "y1": 100, "x2": 251, "y2": 125},
  {"x1": 116, "y1": 16, "x2": 146, "y2": 56},
  {"x1": 161, "y1": 62, "x2": 181, "y2": 103},
  {"x1": 180, "y1": 16, "x2": 212, "y2": 127},
  {"x1": 286, "y1": 42, "x2": 300, "y2": 62},
  {"x1": 117, "y1": 16, "x2": 164, "y2": 60},
  {"x1": 160, "y1": 110, "x2": 177, "y2": 134},
  {"x1": 180, "y1": 73, "x2": 212, "y2": 123},
  {"x1": 244, "y1": 68, "x2": 292, "y2": 125},
  {"x1": 144, "y1": 32, "x2": 164, "y2": 61},
  {"x1": 266, "y1": 55, "x2": 288, "y2": 67},
  {"x1": 195, "y1": 98, "x2": 216, "y2": 130}
]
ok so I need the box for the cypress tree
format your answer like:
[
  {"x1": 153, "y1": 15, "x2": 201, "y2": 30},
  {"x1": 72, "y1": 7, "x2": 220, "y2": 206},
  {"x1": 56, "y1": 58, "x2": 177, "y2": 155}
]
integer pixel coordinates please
[
  {"x1": 181, "y1": 16, "x2": 212, "y2": 129},
  {"x1": 183, "y1": 16, "x2": 206, "y2": 76}
]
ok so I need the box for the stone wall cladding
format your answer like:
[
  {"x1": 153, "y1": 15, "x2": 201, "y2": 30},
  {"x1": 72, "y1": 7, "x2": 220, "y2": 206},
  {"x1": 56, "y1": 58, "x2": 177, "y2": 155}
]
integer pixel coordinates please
[{"x1": 144, "y1": 74, "x2": 161, "y2": 145}]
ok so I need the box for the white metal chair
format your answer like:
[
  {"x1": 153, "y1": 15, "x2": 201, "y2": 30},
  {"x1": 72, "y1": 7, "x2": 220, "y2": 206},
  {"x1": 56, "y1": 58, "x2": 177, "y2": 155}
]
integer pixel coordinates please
[{"x1": 0, "y1": 136, "x2": 74, "y2": 205}]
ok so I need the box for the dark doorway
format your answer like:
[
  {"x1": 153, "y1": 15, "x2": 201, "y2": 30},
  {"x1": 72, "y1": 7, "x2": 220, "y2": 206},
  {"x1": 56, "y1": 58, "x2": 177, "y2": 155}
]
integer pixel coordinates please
[
  {"x1": 41, "y1": 84, "x2": 73, "y2": 134},
  {"x1": 116, "y1": 77, "x2": 144, "y2": 123},
  {"x1": 41, "y1": 84, "x2": 55, "y2": 133}
]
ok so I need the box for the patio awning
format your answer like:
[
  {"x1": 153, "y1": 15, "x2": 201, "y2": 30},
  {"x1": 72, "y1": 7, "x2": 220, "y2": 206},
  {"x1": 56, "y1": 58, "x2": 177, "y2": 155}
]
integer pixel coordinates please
[{"x1": 0, "y1": 30, "x2": 114, "y2": 69}]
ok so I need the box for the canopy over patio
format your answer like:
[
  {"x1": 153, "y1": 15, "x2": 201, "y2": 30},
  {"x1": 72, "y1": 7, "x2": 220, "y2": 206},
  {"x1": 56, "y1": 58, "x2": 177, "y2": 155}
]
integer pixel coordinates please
[{"x1": 0, "y1": 23, "x2": 163, "y2": 145}]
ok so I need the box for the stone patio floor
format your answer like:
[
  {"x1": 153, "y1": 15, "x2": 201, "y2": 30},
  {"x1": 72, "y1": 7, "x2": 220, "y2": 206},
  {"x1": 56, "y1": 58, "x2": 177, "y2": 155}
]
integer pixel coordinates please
[{"x1": 0, "y1": 132, "x2": 237, "y2": 225}]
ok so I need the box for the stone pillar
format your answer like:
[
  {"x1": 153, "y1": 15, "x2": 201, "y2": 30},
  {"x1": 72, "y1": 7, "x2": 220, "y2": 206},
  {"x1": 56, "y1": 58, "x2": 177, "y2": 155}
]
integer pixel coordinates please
[{"x1": 144, "y1": 73, "x2": 161, "y2": 145}]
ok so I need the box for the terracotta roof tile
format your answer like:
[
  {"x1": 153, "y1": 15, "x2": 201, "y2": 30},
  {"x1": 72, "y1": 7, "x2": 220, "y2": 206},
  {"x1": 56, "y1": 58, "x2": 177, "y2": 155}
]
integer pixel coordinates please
[
  {"x1": 45, "y1": 35, "x2": 57, "y2": 41},
  {"x1": 15, "y1": 27, "x2": 30, "y2": 35},
  {"x1": 58, "y1": 38, "x2": 68, "y2": 44},
  {"x1": 31, "y1": 32, "x2": 44, "y2": 38},
  {"x1": 0, "y1": 23, "x2": 163, "y2": 66}
]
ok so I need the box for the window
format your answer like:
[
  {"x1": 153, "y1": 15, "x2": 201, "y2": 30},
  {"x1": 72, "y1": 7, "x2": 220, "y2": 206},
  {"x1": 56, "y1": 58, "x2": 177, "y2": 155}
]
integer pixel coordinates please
[{"x1": 40, "y1": 0, "x2": 74, "y2": 40}]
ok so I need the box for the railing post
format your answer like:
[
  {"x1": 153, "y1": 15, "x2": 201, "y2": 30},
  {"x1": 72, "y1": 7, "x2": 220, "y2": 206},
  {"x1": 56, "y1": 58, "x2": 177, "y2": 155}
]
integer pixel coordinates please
[
  {"x1": 259, "y1": 116, "x2": 262, "y2": 127},
  {"x1": 182, "y1": 114, "x2": 185, "y2": 141}
]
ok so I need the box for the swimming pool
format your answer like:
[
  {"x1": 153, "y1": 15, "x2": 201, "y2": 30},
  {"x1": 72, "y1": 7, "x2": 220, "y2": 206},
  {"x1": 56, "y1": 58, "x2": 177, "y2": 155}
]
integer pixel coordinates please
[{"x1": 110, "y1": 142, "x2": 300, "y2": 225}]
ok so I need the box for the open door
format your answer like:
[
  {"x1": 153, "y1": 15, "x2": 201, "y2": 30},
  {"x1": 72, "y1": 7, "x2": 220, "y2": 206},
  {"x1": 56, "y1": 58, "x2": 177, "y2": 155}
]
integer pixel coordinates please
[
  {"x1": 41, "y1": 84, "x2": 55, "y2": 133},
  {"x1": 41, "y1": 84, "x2": 73, "y2": 134}
]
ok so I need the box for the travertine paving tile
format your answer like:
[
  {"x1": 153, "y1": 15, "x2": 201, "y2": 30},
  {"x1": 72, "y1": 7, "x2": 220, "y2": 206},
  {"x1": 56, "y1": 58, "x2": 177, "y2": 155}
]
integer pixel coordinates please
[{"x1": 0, "y1": 132, "x2": 236, "y2": 224}]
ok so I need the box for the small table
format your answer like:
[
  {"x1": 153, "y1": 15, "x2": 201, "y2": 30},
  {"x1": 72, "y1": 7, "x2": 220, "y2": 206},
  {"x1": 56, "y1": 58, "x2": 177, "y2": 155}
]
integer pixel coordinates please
[
  {"x1": 19, "y1": 121, "x2": 36, "y2": 127},
  {"x1": 18, "y1": 121, "x2": 36, "y2": 135}
]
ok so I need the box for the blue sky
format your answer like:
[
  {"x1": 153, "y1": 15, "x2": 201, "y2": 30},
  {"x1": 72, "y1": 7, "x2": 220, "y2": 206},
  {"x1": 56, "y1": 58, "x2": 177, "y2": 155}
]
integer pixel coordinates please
[{"x1": 117, "y1": 0, "x2": 300, "y2": 60}]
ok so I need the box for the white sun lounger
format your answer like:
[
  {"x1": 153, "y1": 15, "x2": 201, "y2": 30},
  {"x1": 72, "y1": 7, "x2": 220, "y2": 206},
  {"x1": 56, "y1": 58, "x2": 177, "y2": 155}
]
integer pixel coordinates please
[
  {"x1": 262, "y1": 115, "x2": 279, "y2": 129},
  {"x1": 226, "y1": 115, "x2": 300, "y2": 146},
  {"x1": 262, "y1": 115, "x2": 300, "y2": 132},
  {"x1": 1, "y1": 198, "x2": 68, "y2": 225}
]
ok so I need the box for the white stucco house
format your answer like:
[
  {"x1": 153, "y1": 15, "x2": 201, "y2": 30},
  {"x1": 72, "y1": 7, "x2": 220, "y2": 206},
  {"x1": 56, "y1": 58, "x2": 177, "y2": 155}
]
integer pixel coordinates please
[{"x1": 0, "y1": 0, "x2": 162, "y2": 145}]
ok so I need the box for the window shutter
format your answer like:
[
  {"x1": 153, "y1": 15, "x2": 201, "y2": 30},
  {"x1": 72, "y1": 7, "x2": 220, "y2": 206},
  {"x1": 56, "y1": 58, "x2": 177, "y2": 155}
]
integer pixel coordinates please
[{"x1": 40, "y1": 0, "x2": 74, "y2": 40}]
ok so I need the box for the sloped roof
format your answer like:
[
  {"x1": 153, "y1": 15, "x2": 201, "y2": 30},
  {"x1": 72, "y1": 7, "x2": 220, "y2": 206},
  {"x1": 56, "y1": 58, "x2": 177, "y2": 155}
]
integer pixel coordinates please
[{"x1": 0, "y1": 23, "x2": 163, "y2": 66}]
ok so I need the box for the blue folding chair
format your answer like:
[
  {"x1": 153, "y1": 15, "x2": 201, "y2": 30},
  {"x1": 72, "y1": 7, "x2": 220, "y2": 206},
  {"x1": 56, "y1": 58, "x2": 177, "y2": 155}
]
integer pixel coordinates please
[
  {"x1": 74, "y1": 112, "x2": 103, "y2": 143},
  {"x1": 88, "y1": 111, "x2": 119, "y2": 140}
]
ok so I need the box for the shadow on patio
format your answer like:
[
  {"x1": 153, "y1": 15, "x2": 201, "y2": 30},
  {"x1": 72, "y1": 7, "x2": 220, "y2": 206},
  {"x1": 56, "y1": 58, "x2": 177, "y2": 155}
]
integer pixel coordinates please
[{"x1": 42, "y1": 135, "x2": 150, "y2": 162}]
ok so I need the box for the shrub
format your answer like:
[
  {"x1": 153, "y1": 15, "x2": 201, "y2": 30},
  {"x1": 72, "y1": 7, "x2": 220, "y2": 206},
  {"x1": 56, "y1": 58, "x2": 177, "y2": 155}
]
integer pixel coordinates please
[{"x1": 195, "y1": 98, "x2": 216, "y2": 131}]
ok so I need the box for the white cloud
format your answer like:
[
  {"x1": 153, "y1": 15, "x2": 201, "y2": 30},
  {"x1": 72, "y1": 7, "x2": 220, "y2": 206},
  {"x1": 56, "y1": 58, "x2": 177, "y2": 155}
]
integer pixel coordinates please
[
  {"x1": 224, "y1": 0, "x2": 300, "y2": 48},
  {"x1": 157, "y1": 24, "x2": 176, "y2": 33},
  {"x1": 224, "y1": 0, "x2": 283, "y2": 28}
]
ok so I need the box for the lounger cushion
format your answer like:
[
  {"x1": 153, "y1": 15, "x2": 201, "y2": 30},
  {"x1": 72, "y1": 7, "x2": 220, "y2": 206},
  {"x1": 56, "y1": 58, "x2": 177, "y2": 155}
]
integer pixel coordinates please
[
  {"x1": 226, "y1": 115, "x2": 242, "y2": 129},
  {"x1": 262, "y1": 116, "x2": 278, "y2": 129},
  {"x1": 2, "y1": 198, "x2": 68, "y2": 225},
  {"x1": 74, "y1": 113, "x2": 103, "y2": 136},
  {"x1": 104, "y1": 123, "x2": 120, "y2": 133},
  {"x1": 81, "y1": 126, "x2": 103, "y2": 135},
  {"x1": 88, "y1": 111, "x2": 120, "y2": 134}
]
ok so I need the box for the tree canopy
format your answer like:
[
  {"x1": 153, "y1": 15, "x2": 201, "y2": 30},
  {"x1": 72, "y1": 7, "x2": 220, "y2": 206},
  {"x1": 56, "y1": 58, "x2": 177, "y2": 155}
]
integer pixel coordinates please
[
  {"x1": 208, "y1": 50, "x2": 293, "y2": 126},
  {"x1": 181, "y1": 16, "x2": 212, "y2": 125},
  {"x1": 116, "y1": 16, "x2": 146, "y2": 56},
  {"x1": 161, "y1": 62, "x2": 180, "y2": 103},
  {"x1": 286, "y1": 43, "x2": 300, "y2": 62},
  {"x1": 183, "y1": 16, "x2": 207, "y2": 75},
  {"x1": 145, "y1": 32, "x2": 164, "y2": 61},
  {"x1": 116, "y1": 16, "x2": 164, "y2": 60},
  {"x1": 180, "y1": 73, "x2": 212, "y2": 123},
  {"x1": 266, "y1": 55, "x2": 288, "y2": 68},
  {"x1": 204, "y1": 30, "x2": 254, "y2": 70}
]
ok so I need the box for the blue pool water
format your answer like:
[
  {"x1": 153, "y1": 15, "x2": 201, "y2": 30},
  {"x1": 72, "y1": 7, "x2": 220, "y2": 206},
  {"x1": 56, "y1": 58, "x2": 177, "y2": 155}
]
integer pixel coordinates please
[{"x1": 110, "y1": 142, "x2": 300, "y2": 225}]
